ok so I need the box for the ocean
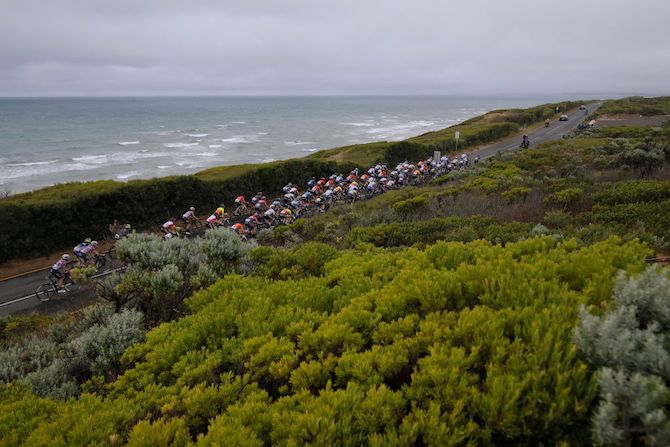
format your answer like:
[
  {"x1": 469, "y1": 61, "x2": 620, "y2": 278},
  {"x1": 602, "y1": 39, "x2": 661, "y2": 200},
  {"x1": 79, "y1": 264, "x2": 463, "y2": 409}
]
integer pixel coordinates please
[{"x1": 0, "y1": 96, "x2": 578, "y2": 194}]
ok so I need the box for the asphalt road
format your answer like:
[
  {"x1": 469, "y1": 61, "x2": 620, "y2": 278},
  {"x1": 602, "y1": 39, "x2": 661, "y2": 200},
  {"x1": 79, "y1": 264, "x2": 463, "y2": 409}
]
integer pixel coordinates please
[
  {"x1": 0, "y1": 102, "x2": 600, "y2": 318},
  {"x1": 477, "y1": 102, "x2": 601, "y2": 160}
]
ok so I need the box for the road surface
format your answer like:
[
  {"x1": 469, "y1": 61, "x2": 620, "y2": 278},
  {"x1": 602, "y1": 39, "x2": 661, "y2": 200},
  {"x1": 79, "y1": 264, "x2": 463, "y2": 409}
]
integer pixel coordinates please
[
  {"x1": 0, "y1": 102, "x2": 600, "y2": 318},
  {"x1": 476, "y1": 102, "x2": 601, "y2": 159}
]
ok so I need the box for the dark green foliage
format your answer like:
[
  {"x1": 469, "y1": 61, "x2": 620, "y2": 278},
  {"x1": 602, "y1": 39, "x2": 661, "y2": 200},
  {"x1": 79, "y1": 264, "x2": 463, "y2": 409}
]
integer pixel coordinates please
[
  {"x1": 592, "y1": 180, "x2": 670, "y2": 205},
  {"x1": 346, "y1": 216, "x2": 532, "y2": 247},
  {"x1": 594, "y1": 96, "x2": 670, "y2": 118}
]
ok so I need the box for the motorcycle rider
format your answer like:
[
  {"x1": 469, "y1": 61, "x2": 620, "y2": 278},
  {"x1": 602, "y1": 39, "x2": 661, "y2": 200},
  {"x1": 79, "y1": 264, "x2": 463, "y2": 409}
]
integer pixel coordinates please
[{"x1": 520, "y1": 135, "x2": 530, "y2": 148}]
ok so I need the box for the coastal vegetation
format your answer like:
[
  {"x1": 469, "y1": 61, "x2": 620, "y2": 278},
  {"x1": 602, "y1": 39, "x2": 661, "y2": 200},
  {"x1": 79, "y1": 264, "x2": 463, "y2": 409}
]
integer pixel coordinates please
[{"x1": 1, "y1": 96, "x2": 669, "y2": 445}]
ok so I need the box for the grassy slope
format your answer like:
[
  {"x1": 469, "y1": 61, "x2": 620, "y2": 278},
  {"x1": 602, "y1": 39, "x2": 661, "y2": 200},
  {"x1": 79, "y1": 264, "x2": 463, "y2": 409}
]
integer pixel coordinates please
[{"x1": 593, "y1": 95, "x2": 670, "y2": 118}]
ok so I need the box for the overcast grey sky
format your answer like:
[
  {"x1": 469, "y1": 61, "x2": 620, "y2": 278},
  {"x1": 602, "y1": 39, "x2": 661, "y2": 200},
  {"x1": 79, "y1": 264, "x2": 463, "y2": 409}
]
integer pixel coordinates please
[{"x1": 1, "y1": 0, "x2": 668, "y2": 97}]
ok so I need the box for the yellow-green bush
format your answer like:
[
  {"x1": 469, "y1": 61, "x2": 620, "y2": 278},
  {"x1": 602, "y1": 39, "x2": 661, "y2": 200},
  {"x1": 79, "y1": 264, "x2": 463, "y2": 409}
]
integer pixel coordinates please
[{"x1": 0, "y1": 237, "x2": 651, "y2": 445}]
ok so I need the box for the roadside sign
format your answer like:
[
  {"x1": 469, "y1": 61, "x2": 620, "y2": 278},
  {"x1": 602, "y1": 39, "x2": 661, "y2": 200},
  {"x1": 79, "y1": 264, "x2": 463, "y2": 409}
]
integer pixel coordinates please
[
  {"x1": 433, "y1": 151, "x2": 441, "y2": 161},
  {"x1": 455, "y1": 131, "x2": 460, "y2": 140}
]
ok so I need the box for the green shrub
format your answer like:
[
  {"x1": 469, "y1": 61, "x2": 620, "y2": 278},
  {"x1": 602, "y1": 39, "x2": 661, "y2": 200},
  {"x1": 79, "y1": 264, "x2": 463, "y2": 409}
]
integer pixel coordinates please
[
  {"x1": 0, "y1": 237, "x2": 651, "y2": 445},
  {"x1": 502, "y1": 186, "x2": 532, "y2": 203},
  {"x1": 251, "y1": 242, "x2": 338, "y2": 280},
  {"x1": 543, "y1": 210, "x2": 573, "y2": 229}
]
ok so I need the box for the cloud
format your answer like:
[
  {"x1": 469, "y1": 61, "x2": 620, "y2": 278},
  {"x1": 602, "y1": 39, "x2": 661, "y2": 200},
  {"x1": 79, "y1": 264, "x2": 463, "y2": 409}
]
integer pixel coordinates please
[{"x1": 0, "y1": 0, "x2": 668, "y2": 96}]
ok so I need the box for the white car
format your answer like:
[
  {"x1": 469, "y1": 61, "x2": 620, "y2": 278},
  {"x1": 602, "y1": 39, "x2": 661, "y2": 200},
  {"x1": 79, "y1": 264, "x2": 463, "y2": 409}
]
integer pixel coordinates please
[
  {"x1": 559, "y1": 114, "x2": 568, "y2": 121},
  {"x1": 579, "y1": 105, "x2": 587, "y2": 110}
]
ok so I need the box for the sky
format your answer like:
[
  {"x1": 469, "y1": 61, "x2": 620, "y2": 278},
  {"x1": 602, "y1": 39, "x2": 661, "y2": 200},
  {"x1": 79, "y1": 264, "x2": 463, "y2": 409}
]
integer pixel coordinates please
[{"x1": 0, "y1": 0, "x2": 669, "y2": 97}]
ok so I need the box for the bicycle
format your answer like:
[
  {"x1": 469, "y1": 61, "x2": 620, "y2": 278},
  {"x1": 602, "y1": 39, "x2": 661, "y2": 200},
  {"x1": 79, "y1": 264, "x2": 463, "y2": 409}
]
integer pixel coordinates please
[
  {"x1": 35, "y1": 273, "x2": 77, "y2": 302},
  {"x1": 93, "y1": 251, "x2": 113, "y2": 272},
  {"x1": 234, "y1": 203, "x2": 251, "y2": 217}
]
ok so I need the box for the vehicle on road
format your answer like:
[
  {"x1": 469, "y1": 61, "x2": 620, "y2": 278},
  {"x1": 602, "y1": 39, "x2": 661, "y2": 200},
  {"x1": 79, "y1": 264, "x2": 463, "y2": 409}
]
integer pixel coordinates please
[
  {"x1": 579, "y1": 105, "x2": 586, "y2": 110},
  {"x1": 559, "y1": 114, "x2": 568, "y2": 121},
  {"x1": 545, "y1": 119, "x2": 550, "y2": 128},
  {"x1": 36, "y1": 272, "x2": 76, "y2": 302}
]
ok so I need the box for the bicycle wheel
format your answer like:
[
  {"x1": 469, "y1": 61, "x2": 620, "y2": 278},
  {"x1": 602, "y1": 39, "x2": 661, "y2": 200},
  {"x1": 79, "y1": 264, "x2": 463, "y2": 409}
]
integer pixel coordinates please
[
  {"x1": 95, "y1": 254, "x2": 107, "y2": 271},
  {"x1": 36, "y1": 283, "x2": 57, "y2": 302}
]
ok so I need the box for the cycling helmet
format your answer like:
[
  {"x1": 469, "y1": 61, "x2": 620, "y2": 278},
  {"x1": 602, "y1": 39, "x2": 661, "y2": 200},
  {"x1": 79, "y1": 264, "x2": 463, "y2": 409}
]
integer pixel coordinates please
[
  {"x1": 84, "y1": 238, "x2": 92, "y2": 244},
  {"x1": 62, "y1": 254, "x2": 70, "y2": 260},
  {"x1": 190, "y1": 206, "x2": 195, "y2": 211},
  {"x1": 124, "y1": 223, "x2": 131, "y2": 229},
  {"x1": 91, "y1": 241, "x2": 98, "y2": 246}
]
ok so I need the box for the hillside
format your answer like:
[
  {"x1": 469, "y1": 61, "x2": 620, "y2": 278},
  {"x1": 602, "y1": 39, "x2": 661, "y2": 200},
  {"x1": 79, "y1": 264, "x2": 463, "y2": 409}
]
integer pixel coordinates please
[{"x1": 1, "y1": 96, "x2": 670, "y2": 445}]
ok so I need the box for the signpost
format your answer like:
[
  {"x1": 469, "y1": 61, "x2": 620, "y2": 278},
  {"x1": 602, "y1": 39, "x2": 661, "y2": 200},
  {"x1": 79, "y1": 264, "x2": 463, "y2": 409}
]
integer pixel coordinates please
[
  {"x1": 433, "y1": 150, "x2": 441, "y2": 162},
  {"x1": 455, "y1": 131, "x2": 460, "y2": 152}
]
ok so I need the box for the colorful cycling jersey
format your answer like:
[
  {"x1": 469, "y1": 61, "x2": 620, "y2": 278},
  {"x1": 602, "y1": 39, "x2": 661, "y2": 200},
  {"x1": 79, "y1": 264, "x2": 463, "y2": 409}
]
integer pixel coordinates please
[
  {"x1": 235, "y1": 196, "x2": 245, "y2": 203},
  {"x1": 52, "y1": 259, "x2": 68, "y2": 271},
  {"x1": 163, "y1": 221, "x2": 175, "y2": 229},
  {"x1": 182, "y1": 210, "x2": 195, "y2": 220},
  {"x1": 81, "y1": 244, "x2": 96, "y2": 254},
  {"x1": 264, "y1": 208, "x2": 275, "y2": 217},
  {"x1": 206, "y1": 214, "x2": 219, "y2": 224},
  {"x1": 73, "y1": 242, "x2": 88, "y2": 253}
]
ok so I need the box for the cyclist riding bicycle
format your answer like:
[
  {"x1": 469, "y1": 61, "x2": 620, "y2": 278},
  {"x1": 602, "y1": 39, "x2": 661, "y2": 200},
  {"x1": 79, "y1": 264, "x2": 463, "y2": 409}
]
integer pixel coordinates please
[
  {"x1": 79, "y1": 240, "x2": 100, "y2": 266},
  {"x1": 162, "y1": 220, "x2": 178, "y2": 239},
  {"x1": 51, "y1": 254, "x2": 71, "y2": 289},
  {"x1": 181, "y1": 207, "x2": 198, "y2": 232},
  {"x1": 73, "y1": 238, "x2": 92, "y2": 262},
  {"x1": 115, "y1": 223, "x2": 132, "y2": 240}
]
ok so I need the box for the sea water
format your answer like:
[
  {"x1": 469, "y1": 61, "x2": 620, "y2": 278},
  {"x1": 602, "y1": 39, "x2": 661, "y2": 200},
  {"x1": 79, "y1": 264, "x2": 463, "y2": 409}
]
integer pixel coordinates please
[{"x1": 0, "y1": 96, "x2": 578, "y2": 193}]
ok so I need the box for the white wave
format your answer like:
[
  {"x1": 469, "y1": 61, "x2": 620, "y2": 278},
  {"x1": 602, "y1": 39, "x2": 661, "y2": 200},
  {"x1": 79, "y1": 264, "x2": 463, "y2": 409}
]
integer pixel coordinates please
[
  {"x1": 342, "y1": 122, "x2": 375, "y2": 127},
  {"x1": 163, "y1": 142, "x2": 200, "y2": 148},
  {"x1": 188, "y1": 133, "x2": 208, "y2": 138},
  {"x1": 231, "y1": 121, "x2": 246, "y2": 124},
  {"x1": 365, "y1": 120, "x2": 436, "y2": 137},
  {"x1": 260, "y1": 157, "x2": 277, "y2": 163},
  {"x1": 157, "y1": 165, "x2": 171, "y2": 169},
  {"x1": 208, "y1": 145, "x2": 222, "y2": 148},
  {"x1": 284, "y1": 141, "x2": 315, "y2": 146},
  {"x1": 7, "y1": 160, "x2": 59, "y2": 167},
  {"x1": 118, "y1": 141, "x2": 140, "y2": 146},
  {"x1": 145, "y1": 131, "x2": 171, "y2": 136},
  {"x1": 257, "y1": 132, "x2": 269, "y2": 135},
  {"x1": 72, "y1": 155, "x2": 108, "y2": 163},
  {"x1": 116, "y1": 171, "x2": 141, "y2": 180},
  {"x1": 301, "y1": 148, "x2": 319, "y2": 152},
  {"x1": 219, "y1": 135, "x2": 256, "y2": 144},
  {"x1": 194, "y1": 152, "x2": 217, "y2": 157}
]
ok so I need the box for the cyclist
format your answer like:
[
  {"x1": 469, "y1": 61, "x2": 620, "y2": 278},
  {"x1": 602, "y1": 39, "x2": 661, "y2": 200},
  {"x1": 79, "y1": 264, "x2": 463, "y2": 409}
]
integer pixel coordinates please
[
  {"x1": 115, "y1": 224, "x2": 132, "y2": 240},
  {"x1": 206, "y1": 208, "x2": 225, "y2": 229},
  {"x1": 232, "y1": 222, "x2": 247, "y2": 239},
  {"x1": 73, "y1": 238, "x2": 91, "y2": 263},
  {"x1": 162, "y1": 220, "x2": 178, "y2": 239},
  {"x1": 80, "y1": 240, "x2": 100, "y2": 266},
  {"x1": 51, "y1": 254, "x2": 71, "y2": 290},
  {"x1": 181, "y1": 207, "x2": 198, "y2": 232},
  {"x1": 234, "y1": 195, "x2": 249, "y2": 215}
]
